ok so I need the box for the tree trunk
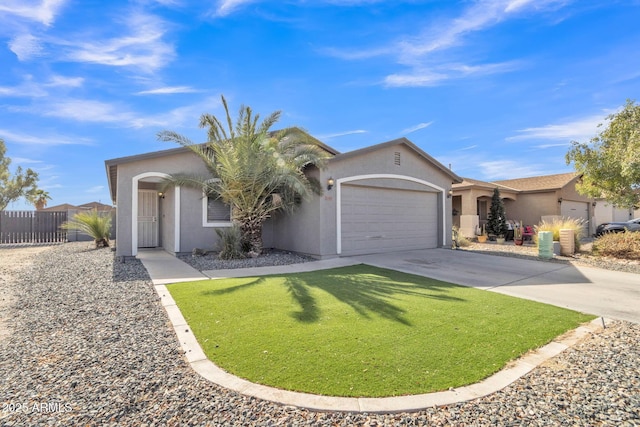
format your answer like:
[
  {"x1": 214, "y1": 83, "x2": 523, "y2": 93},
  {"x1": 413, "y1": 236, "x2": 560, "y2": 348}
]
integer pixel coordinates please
[{"x1": 241, "y1": 217, "x2": 264, "y2": 256}]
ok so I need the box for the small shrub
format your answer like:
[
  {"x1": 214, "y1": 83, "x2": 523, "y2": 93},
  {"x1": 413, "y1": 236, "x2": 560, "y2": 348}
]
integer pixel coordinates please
[
  {"x1": 593, "y1": 232, "x2": 640, "y2": 260},
  {"x1": 534, "y1": 217, "x2": 585, "y2": 250},
  {"x1": 457, "y1": 235, "x2": 472, "y2": 247},
  {"x1": 61, "y1": 210, "x2": 111, "y2": 247},
  {"x1": 452, "y1": 226, "x2": 471, "y2": 248},
  {"x1": 216, "y1": 225, "x2": 245, "y2": 260}
]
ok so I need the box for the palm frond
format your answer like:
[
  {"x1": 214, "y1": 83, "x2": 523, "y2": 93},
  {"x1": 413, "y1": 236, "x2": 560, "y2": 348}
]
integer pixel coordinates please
[{"x1": 60, "y1": 210, "x2": 111, "y2": 247}]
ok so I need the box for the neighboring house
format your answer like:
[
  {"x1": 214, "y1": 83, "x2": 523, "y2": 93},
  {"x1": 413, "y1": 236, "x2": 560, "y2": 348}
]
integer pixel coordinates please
[
  {"x1": 42, "y1": 201, "x2": 114, "y2": 212},
  {"x1": 41, "y1": 201, "x2": 115, "y2": 242},
  {"x1": 594, "y1": 200, "x2": 638, "y2": 224},
  {"x1": 105, "y1": 137, "x2": 462, "y2": 259},
  {"x1": 452, "y1": 172, "x2": 596, "y2": 238}
]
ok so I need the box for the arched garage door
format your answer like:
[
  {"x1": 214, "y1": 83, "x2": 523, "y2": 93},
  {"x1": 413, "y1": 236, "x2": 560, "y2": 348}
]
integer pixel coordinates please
[{"x1": 340, "y1": 184, "x2": 438, "y2": 255}]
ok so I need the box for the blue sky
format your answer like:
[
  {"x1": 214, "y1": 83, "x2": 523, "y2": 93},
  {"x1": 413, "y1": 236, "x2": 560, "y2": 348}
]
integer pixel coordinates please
[{"x1": 1, "y1": 0, "x2": 639, "y2": 209}]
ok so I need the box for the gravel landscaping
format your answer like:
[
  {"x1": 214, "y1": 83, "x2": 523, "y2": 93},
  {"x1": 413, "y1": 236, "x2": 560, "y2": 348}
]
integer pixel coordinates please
[
  {"x1": 460, "y1": 239, "x2": 640, "y2": 275},
  {"x1": 1, "y1": 242, "x2": 639, "y2": 426},
  {"x1": 178, "y1": 249, "x2": 314, "y2": 271}
]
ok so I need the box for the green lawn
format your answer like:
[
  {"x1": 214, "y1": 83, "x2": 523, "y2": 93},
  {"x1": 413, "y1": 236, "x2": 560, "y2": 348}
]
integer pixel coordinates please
[{"x1": 167, "y1": 264, "x2": 594, "y2": 397}]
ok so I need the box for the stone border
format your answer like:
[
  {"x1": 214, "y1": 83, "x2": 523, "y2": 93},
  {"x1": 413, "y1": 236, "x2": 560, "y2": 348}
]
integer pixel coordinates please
[{"x1": 154, "y1": 282, "x2": 605, "y2": 413}]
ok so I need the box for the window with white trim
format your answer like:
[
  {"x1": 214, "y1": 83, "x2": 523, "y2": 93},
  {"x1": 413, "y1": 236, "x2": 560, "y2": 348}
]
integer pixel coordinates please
[
  {"x1": 207, "y1": 197, "x2": 231, "y2": 222},
  {"x1": 202, "y1": 181, "x2": 233, "y2": 227}
]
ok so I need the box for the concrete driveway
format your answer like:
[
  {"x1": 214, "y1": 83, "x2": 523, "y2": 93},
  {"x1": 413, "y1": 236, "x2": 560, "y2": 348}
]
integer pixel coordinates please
[{"x1": 352, "y1": 249, "x2": 640, "y2": 324}]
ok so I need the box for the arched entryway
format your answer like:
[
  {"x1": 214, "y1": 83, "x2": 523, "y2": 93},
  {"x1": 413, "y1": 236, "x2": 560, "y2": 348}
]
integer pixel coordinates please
[{"x1": 131, "y1": 172, "x2": 181, "y2": 256}]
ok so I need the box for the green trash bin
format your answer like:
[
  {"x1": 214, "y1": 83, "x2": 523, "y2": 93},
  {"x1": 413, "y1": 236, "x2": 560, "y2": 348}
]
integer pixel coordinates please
[{"x1": 538, "y1": 231, "x2": 553, "y2": 259}]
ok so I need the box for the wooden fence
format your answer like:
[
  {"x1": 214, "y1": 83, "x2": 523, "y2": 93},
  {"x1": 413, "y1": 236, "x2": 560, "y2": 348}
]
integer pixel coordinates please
[{"x1": 0, "y1": 210, "x2": 68, "y2": 244}]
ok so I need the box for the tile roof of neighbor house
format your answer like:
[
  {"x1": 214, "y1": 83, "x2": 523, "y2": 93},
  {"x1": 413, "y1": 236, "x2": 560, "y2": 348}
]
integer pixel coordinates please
[
  {"x1": 41, "y1": 203, "x2": 78, "y2": 211},
  {"x1": 42, "y1": 201, "x2": 113, "y2": 212},
  {"x1": 492, "y1": 172, "x2": 581, "y2": 192},
  {"x1": 452, "y1": 177, "x2": 519, "y2": 192},
  {"x1": 77, "y1": 201, "x2": 114, "y2": 211},
  {"x1": 453, "y1": 172, "x2": 581, "y2": 193}
]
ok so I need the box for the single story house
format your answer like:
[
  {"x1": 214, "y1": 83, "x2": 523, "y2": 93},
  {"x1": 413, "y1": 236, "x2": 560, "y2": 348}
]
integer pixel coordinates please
[
  {"x1": 42, "y1": 201, "x2": 114, "y2": 212},
  {"x1": 105, "y1": 137, "x2": 462, "y2": 259},
  {"x1": 452, "y1": 172, "x2": 597, "y2": 237},
  {"x1": 594, "y1": 200, "x2": 640, "y2": 224}
]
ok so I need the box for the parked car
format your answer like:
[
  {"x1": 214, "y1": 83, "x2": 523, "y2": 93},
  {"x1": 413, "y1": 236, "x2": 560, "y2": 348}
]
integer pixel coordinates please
[{"x1": 595, "y1": 218, "x2": 640, "y2": 236}]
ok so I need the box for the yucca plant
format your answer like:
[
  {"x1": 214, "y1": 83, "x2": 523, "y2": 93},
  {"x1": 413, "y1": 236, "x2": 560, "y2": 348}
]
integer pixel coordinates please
[
  {"x1": 215, "y1": 225, "x2": 245, "y2": 260},
  {"x1": 61, "y1": 210, "x2": 111, "y2": 247}
]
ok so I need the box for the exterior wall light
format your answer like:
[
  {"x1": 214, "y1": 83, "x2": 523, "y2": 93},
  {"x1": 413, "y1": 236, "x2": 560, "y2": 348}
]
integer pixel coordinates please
[
  {"x1": 558, "y1": 197, "x2": 563, "y2": 204},
  {"x1": 158, "y1": 192, "x2": 165, "y2": 199},
  {"x1": 448, "y1": 189, "x2": 453, "y2": 198},
  {"x1": 327, "y1": 177, "x2": 335, "y2": 191}
]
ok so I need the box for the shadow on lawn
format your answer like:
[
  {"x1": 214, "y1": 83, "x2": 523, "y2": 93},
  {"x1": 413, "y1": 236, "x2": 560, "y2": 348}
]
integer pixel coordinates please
[
  {"x1": 284, "y1": 265, "x2": 465, "y2": 326},
  {"x1": 203, "y1": 277, "x2": 267, "y2": 295}
]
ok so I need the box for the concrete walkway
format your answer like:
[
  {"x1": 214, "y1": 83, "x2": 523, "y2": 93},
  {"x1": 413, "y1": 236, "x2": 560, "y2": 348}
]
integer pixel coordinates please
[{"x1": 137, "y1": 249, "x2": 610, "y2": 413}]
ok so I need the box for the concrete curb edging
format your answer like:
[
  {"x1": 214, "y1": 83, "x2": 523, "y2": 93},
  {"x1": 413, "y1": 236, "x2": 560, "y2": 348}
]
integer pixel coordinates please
[{"x1": 154, "y1": 283, "x2": 605, "y2": 413}]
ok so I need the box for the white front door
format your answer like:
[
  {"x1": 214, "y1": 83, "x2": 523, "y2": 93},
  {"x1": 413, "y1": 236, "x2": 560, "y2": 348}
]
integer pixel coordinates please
[{"x1": 138, "y1": 190, "x2": 158, "y2": 248}]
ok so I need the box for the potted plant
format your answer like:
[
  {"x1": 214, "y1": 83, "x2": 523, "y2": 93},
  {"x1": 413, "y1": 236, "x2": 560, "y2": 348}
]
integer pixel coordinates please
[
  {"x1": 496, "y1": 234, "x2": 506, "y2": 244},
  {"x1": 477, "y1": 224, "x2": 488, "y2": 243},
  {"x1": 513, "y1": 220, "x2": 524, "y2": 246}
]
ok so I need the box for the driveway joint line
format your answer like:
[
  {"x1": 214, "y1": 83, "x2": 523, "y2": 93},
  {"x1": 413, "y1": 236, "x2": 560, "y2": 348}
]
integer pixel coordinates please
[{"x1": 484, "y1": 264, "x2": 572, "y2": 290}]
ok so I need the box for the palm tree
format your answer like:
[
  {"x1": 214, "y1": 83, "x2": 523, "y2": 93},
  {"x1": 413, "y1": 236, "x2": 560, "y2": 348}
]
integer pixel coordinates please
[
  {"x1": 60, "y1": 210, "x2": 112, "y2": 247},
  {"x1": 28, "y1": 189, "x2": 52, "y2": 210},
  {"x1": 157, "y1": 95, "x2": 330, "y2": 256}
]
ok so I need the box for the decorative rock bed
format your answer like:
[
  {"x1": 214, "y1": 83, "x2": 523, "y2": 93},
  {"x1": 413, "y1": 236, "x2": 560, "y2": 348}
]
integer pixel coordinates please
[{"x1": 0, "y1": 242, "x2": 638, "y2": 425}]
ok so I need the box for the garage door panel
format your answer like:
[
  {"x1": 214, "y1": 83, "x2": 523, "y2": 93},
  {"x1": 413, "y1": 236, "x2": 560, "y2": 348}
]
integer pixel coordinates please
[
  {"x1": 341, "y1": 185, "x2": 438, "y2": 255},
  {"x1": 560, "y1": 200, "x2": 589, "y2": 235}
]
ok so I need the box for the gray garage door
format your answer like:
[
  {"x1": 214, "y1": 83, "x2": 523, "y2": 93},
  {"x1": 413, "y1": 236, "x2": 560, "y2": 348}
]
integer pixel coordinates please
[
  {"x1": 340, "y1": 184, "x2": 438, "y2": 255},
  {"x1": 561, "y1": 200, "x2": 589, "y2": 235}
]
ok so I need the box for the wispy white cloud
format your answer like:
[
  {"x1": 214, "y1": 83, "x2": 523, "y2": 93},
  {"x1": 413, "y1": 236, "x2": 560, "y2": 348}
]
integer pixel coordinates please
[
  {"x1": 0, "y1": 76, "x2": 48, "y2": 97},
  {"x1": 213, "y1": 0, "x2": 260, "y2": 17},
  {"x1": 0, "y1": 128, "x2": 92, "y2": 145},
  {"x1": 534, "y1": 142, "x2": 572, "y2": 149},
  {"x1": 0, "y1": 0, "x2": 67, "y2": 26},
  {"x1": 61, "y1": 12, "x2": 175, "y2": 73},
  {"x1": 0, "y1": 74, "x2": 82, "y2": 98},
  {"x1": 13, "y1": 95, "x2": 219, "y2": 130},
  {"x1": 136, "y1": 86, "x2": 198, "y2": 95},
  {"x1": 327, "y1": 0, "x2": 569, "y2": 87},
  {"x1": 397, "y1": 0, "x2": 568, "y2": 60},
  {"x1": 458, "y1": 144, "x2": 478, "y2": 151},
  {"x1": 11, "y1": 157, "x2": 43, "y2": 164},
  {"x1": 317, "y1": 129, "x2": 367, "y2": 139},
  {"x1": 85, "y1": 185, "x2": 104, "y2": 193},
  {"x1": 41, "y1": 99, "x2": 136, "y2": 124},
  {"x1": 46, "y1": 75, "x2": 84, "y2": 87},
  {"x1": 9, "y1": 33, "x2": 44, "y2": 60},
  {"x1": 478, "y1": 160, "x2": 553, "y2": 180},
  {"x1": 400, "y1": 121, "x2": 433, "y2": 135},
  {"x1": 385, "y1": 61, "x2": 520, "y2": 87},
  {"x1": 506, "y1": 113, "x2": 608, "y2": 142}
]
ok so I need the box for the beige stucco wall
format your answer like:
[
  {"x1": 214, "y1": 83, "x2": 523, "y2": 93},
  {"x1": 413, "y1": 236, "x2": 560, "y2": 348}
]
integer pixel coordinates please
[{"x1": 503, "y1": 192, "x2": 559, "y2": 227}]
